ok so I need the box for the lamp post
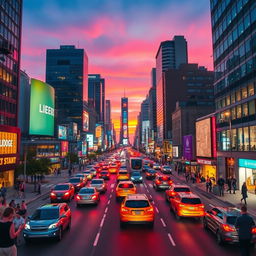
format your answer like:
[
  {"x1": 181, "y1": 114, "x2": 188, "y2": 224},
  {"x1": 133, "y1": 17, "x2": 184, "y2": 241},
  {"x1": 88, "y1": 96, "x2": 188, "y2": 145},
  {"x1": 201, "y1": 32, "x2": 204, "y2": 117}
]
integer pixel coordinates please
[{"x1": 224, "y1": 111, "x2": 232, "y2": 178}]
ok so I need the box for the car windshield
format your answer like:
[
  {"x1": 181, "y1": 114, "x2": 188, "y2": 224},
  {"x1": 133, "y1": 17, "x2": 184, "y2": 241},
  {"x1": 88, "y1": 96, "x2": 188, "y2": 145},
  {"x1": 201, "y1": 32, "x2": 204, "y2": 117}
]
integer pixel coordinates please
[
  {"x1": 69, "y1": 178, "x2": 80, "y2": 183},
  {"x1": 119, "y1": 171, "x2": 128, "y2": 174},
  {"x1": 101, "y1": 171, "x2": 108, "y2": 174},
  {"x1": 54, "y1": 185, "x2": 69, "y2": 190},
  {"x1": 163, "y1": 166, "x2": 170, "y2": 168},
  {"x1": 84, "y1": 172, "x2": 90, "y2": 174},
  {"x1": 181, "y1": 198, "x2": 202, "y2": 205},
  {"x1": 227, "y1": 216, "x2": 239, "y2": 225},
  {"x1": 118, "y1": 184, "x2": 134, "y2": 189},
  {"x1": 174, "y1": 187, "x2": 190, "y2": 192},
  {"x1": 159, "y1": 177, "x2": 171, "y2": 181},
  {"x1": 80, "y1": 188, "x2": 95, "y2": 194},
  {"x1": 31, "y1": 209, "x2": 59, "y2": 220},
  {"x1": 91, "y1": 180, "x2": 103, "y2": 184},
  {"x1": 131, "y1": 172, "x2": 140, "y2": 176},
  {"x1": 131, "y1": 159, "x2": 142, "y2": 170},
  {"x1": 125, "y1": 200, "x2": 149, "y2": 208}
]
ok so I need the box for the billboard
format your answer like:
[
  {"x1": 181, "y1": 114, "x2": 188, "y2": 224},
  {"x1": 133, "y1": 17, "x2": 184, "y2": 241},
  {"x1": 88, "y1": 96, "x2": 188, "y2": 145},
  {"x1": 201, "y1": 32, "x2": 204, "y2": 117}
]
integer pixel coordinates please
[
  {"x1": 86, "y1": 134, "x2": 94, "y2": 150},
  {"x1": 58, "y1": 125, "x2": 67, "y2": 140},
  {"x1": 83, "y1": 110, "x2": 89, "y2": 132},
  {"x1": 173, "y1": 146, "x2": 179, "y2": 158},
  {"x1": 183, "y1": 135, "x2": 193, "y2": 160},
  {"x1": 29, "y1": 79, "x2": 55, "y2": 136},
  {"x1": 82, "y1": 140, "x2": 87, "y2": 156},
  {"x1": 123, "y1": 111, "x2": 128, "y2": 124},
  {"x1": 95, "y1": 124, "x2": 102, "y2": 138},
  {"x1": 196, "y1": 118, "x2": 212, "y2": 158},
  {"x1": 61, "y1": 141, "x2": 68, "y2": 158}
]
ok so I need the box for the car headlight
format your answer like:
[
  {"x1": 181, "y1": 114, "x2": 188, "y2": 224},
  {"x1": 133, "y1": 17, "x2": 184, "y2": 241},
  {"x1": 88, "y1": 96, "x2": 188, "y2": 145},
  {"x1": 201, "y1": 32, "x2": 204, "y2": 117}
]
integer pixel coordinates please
[
  {"x1": 25, "y1": 223, "x2": 30, "y2": 230},
  {"x1": 139, "y1": 177, "x2": 142, "y2": 180},
  {"x1": 48, "y1": 223, "x2": 58, "y2": 229},
  {"x1": 131, "y1": 177, "x2": 135, "y2": 180}
]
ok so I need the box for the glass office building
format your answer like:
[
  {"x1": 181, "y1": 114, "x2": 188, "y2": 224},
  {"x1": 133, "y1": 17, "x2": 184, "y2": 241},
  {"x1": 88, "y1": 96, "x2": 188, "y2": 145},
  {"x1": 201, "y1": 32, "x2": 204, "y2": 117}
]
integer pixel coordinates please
[
  {"x1": 210, "y1": 0, "x2": 256, "y2": 190},
  {"x1": 46, "y1": 45, "x2": 88, "y2": 130}
]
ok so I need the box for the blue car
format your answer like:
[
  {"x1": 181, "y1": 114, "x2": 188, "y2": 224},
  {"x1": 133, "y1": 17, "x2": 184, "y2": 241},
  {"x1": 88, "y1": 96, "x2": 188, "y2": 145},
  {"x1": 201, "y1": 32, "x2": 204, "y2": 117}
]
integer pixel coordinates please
[
  {"x1": 130, "y1": 171, "x2": 143, "y2": 183},
  {"x1": 23, "y1": 203, "x2": 71, "y2": 242}
]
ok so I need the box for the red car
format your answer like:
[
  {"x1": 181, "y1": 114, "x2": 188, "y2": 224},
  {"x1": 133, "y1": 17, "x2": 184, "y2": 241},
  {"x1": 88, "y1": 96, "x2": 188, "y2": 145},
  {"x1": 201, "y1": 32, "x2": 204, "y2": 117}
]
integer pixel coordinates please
[
  {"x1": 153, "y1": 175, "x2": 173, "y2": 191},
  {"x1": 98, "y1": 170, "x2": 110, "y2": 180},
  {"x1": 165, "y1": 184, "x2": 191, "y2": 202},
  {"x1": 50, "y1": 183, "x2": 75, "y2": 203}
]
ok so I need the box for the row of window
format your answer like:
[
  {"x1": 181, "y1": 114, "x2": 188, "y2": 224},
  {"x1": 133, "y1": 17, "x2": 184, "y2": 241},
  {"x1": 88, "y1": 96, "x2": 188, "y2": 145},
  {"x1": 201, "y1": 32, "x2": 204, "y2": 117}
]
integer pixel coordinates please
[
  {"x1": 214, "y1": 6, "x2": 256, "y2": 62},
  {"x1": 216, "y1": 81, "x2": 255, "y2": 109},
  {"x1": 0, "y1": 98, "x2": 16, "y2": 115},
  {"x1": 217, "y1": 99, "x2": 256, "y2": 124},
  {"x1": 215, "y1": 55, "x2": 256, "y2": 93},
  {"x1": 0, "y1": 25, "x2": 20, "y2": 51},
  {"x1": 1, "y1": 0, "x2": 21, "y2": 24},
  {"x1": 217, "y1": 125, "x2": 256, "y2": 151},
  {"x1": 213, "y1": 0, "x2": 253, "y2": 44},
  {"x1": 0, "y1": 115, "x2": 16, "y2": 126},
  {"x1": 215, "y1": 33, "x2": 256, "y2": 80},
  {"x1": 0, "y1": 67, "x2": 18, "y2": 86}
]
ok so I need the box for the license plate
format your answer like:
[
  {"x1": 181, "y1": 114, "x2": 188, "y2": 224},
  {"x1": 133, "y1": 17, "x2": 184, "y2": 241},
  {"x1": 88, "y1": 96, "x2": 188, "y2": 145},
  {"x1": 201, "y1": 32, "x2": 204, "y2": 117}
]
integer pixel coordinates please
[
  {"x1": 134, "y1": 211, "x2": 142, "y2": 215},
  {"x1": 189, "y1": 207, "x2": 195, "y2": 210},
  {"x1": 163, "y1": 182, "x2": 167, "y2": 185},
  {"x1": 83, "y1": 196, "x2": 89, "y2": 199},
  {"x1": 57, "y1": 197, "x2": 61, "y2": 199}
]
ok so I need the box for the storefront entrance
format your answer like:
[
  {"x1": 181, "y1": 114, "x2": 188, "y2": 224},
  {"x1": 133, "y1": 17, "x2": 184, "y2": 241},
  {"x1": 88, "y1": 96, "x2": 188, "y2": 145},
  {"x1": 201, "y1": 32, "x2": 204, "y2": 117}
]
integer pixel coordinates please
[
  {"x1": 0, "y1": 170, "x2": 14, "y2": 187},
  {"x1": 226, "y1": 157, "x2": 235, "y2": 180}
]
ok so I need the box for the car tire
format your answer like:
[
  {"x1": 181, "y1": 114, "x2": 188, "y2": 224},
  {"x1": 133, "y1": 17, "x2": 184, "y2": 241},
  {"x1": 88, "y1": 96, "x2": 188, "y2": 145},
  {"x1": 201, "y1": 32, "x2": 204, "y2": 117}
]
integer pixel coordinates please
[
  {"x1": 120, "y1": 221, "x2": 126, "y2": 229},
  {"x1": 57, "y1": 227, "x2": 63, "y2": 242},
  {"x1": 148, "y1": 221, "x2": 154, "y2": 228},
  {"x1": 175, "y1": 211, "x2": 180, "y2": 221},
  {"x1": 67, "y1": 219, "x2": 71, "y2": 230},
  {"x1": 76, "y1": 204, "x2": 80, "y2": 208},
  {"x1": 216, "y1": 230, "x2": 224, "y2": 246},
  {"x1": 24, "y1": 238, "x2": 31, "y2": 244}
]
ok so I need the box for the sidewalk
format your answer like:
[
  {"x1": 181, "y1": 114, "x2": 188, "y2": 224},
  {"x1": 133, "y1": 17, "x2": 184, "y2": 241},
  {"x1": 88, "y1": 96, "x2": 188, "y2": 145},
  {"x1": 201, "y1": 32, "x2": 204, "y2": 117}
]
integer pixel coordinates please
[
  {"x1": 172, "y1": 170, "x2": 256, "y2": 217},
  {"x1": 4, "y1": 169, "x2": 71, "y2": 206}
]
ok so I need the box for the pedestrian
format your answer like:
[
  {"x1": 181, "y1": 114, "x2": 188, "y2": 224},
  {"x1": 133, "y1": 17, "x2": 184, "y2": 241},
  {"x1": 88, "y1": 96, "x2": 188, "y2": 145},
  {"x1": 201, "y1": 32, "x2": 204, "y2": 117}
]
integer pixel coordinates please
[
  {"x1": 0, "y1": 183, "x2": 7, "y2": 201},
  {"x1": 37, "y1": 181, "x2": 41, "y2": 195},
  {"x1": 217, "y1": 176, "x2": 225, "y2": 196},
  {"x1": 241, "y1": 182, "x2": 248, "y2": 205},
  {"x1": 18, "y1": 201, "x2": 27, "y2": 218},
  {"x1": 0, "y1": 198, "x2": 7, "y2": 219},
  {"x1": 232, "y1": 177, "x2": 237, "y2": 194},
  {"x1": 227, "y1": 176, "x2": 232, "y2": 194},
  {"x1": 68, "y1": 168, "x2": 72, "y2": 177},
  {"x1": 9, "y1": 200, "x2": 16, "y2": 209},
  {"x1": 209, "y1": 179, "x2": 213, "y2": 193},
  {"x1": 185, "y1": 172, "x2": 189, "y2": 183},
  {"x1": 13, "y1": 213, "x2": 25, "y2": 246},
  {"x1": 14, "y1": 180, "x2": 19, "y2": 198},
  {"x1": 235, "y1": 205, "x2": 255, "y2": 256},
  {"x1": 19, "y1": 182, "x2": 25, "y2": 199},
  {"x1": 0, "y1": 207, "x2": 24, "y2": 255},
  {"x1": 206, "y1": 176, "x2": 210, "y2": 192}
]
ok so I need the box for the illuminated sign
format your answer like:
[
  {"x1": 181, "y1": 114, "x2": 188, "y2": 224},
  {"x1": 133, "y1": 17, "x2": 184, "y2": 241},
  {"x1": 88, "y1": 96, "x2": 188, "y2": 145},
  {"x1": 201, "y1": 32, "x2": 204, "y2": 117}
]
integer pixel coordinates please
[
  {"x1": 123, "y1": 111, "x2": 128, "y2": 124},
  {"x1": 61, "y1": 141, "x2": 68, "y2": 158},
  {"x1": 86, "y1": 134, "x2": 94, "y2": 150},
  {"x1": 196, "y1": 118, "x2": 212, "y2": 158},
  {"x1": 95, "y1": 125, "x2": 102, "y2": 138},
  {"x1": 58, "y1": 126, "x2": 67, "y2": 140},
  {"x1": 0, "y1": 132, "x2": 17, "y2": 154},
  {"x1": 29, "y1": 79, "x2": 55, "y2": 136},
  {"x1": 173, "y1": 146, "x2": 179, "y2": 158},
  {"x1": 123, "y1": 138, "x2": 128, "y2": 145},
  {"x1": 239, "y1": 159, "x2": 256, "y2": 169},
  {"x1": 83, "y1": 110, "x2": 89, "y2": 132},
  {"x1": 82, "y1": 140, "x2": 87, "y2": 155}
]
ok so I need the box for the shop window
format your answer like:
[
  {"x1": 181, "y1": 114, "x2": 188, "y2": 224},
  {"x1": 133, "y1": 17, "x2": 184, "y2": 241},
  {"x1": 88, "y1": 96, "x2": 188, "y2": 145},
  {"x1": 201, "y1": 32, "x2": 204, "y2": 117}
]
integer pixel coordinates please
[
  {"x1": 236, "y1": 89, "x2": 241, "y2": 101},
  {"x1": 231, "y1": 128, "x2": 237, "y2": 151},
  {"x1": 248, "y1": 100, "x2": 256, "y2": 115},
  {"x1": 238, "y1": 127, "x2": 244, "y2": 151},
  {"x1": 226, "y1": 95, "x2": 230, "y2": 105},
  {"x1": 231, "y1": 107, "x2": 236, "y2": 120},
  {"x1": 221, "y1": 98, "x2": 226, "y2": 107},
  {"x1": 248, "y1": 83, "x2": 254, "y2": 96},
  {"x1": 221, "y1": 130, "x2": 228, "y2": 151},
  {"x1": 250, "y1": 126, "x2": 256, "y2": 151},
  {"x1": 236, "y1": 105, "x2": 242, "y2": 118},
  {"x1": 241, "y1": 87, "x2": 248, "y2": 99},
  {"x1": 231, "y1": 92, "x2": 235, "y2": 104},
  {"x1": 242, "y1": 103, "x2": 248, "y2": 117},
  {"x1": 243, "y1": 127, "x2": 249, "y2": 151}
]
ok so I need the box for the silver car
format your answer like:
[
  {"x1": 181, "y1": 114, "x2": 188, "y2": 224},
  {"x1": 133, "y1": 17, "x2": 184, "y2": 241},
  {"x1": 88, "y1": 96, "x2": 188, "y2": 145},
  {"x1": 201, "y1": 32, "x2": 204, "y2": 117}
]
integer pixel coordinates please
[
  {"x1": 90, "y1": 179, "x2": 107, "y2": 193},
  {"x1": 76, "y1": 187, "x2": 100, "y2": 206}
]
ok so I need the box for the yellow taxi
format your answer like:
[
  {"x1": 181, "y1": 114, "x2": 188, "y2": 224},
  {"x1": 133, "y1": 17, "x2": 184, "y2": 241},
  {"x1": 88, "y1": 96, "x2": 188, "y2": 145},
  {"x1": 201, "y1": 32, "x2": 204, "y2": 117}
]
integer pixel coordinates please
[
  {"x1": 116, "y1": 181, "x2": 136, "y2": 200},
  {"x1": 116, "y1": 170, "x2": 130, "y2": 183},
  {"x1": 120, "y1": 194, "x2": 154, "y2": 228},
  {"x1": 109, "y1": 163, "x2": 119, "y2": 174}
]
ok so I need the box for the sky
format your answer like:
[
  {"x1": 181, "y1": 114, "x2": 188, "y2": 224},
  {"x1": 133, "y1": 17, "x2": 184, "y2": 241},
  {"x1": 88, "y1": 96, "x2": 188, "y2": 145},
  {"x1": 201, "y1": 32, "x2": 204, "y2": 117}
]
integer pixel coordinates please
[{"x1": 21, "y1": 0, "x2": 213, "y2": 142}]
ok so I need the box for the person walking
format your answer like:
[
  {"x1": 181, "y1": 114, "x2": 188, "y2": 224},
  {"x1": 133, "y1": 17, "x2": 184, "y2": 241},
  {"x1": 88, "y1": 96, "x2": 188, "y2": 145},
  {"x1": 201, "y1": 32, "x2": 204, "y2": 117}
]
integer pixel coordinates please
[
  {"x1": 13, "y1": 213, "x2": 25, "y2": 246},
  {"x1": 241, "y1": 182, "x2": 248, "y2": 205},
  {"x1": 217, "y1": 176, "x2": 225, "y2": 196},
  {"x1": 18, "y1": 201, "x2": 27, "y2": 218},
  {"x1": 208, "y1": 178, "x2": 213, "y2": 193},
  {"x1": 0, "y1": 183, "x2": 7, "y2": 201},
  {"x1": 206, "y1": 176, "x2": 210, "y2": 192},
  {"x1": 19, "y1": 182, "x2": 25, "y2": 199},
  {"x1": 232, "y1": 176, "x2": 237, "y2": 194},
  {"x1": 235, "y1": 205, "x2": 255, "y2": 256},
  {"x1": 227, "y1": 176, "x2": 232, "y2": 194},
  {"x1": 0, "y1": 207, "x2": 24, "y2": 256},
  {"x1": 9, "y1": 200, "x2": 16, "y2": 209}
]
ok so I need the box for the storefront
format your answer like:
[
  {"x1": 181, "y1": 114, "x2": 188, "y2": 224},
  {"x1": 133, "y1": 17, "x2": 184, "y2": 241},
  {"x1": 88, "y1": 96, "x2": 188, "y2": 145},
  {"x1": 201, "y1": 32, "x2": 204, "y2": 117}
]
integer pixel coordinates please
[
  {"x1": 225, "y1": 157, "x2": 235, "y2": 180},
  {"x1": 238, "y1": 158, "x2": 256, "y2": 191},
  {"x1": 0, "y1": 126, "x2": 20, "y2": 187},
  {"x1": 197, "y1": 158, "x2": 217, "y2": 183},
  {"x1": 184, "y1": 161, "x2": 199, "y2": 174}
]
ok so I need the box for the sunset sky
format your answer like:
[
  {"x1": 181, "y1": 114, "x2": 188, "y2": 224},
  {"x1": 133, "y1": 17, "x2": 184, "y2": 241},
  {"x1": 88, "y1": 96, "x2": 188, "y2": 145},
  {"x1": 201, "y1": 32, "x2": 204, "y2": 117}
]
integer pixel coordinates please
[{"x1": 21, "y1": 0, "x2": 213, "y2": 142}]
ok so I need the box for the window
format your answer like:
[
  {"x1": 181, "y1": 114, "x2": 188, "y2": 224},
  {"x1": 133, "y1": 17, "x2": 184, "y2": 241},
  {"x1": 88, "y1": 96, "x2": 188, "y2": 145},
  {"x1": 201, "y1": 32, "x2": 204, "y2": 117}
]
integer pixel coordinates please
[
  {"x1": 241, "y1": 87, "x2": 248, "y2": 99},
  {"x1": 242, "y1": 103, "x2": 248, "y2": 117},
  {"x1": 231, "y1": 128, "x2": 237, "y2": 151},
  {"x1": 251, "y1": 6, "x2": 256, "y2": 23},
  {"x1": 231, "y1": 107, "x2": 236, "y2": 120},
  {"x1": 250, "y1": 126, "x2": 256, "y2": 151},
  {"x1": 244, "y1": 14, "x2": 251, "y2": 30},
  {"x1": 231, "y1": 92, "x2": 235, "y2": 104},
  {"x1": 248, "y1": 83, "x2": 254, "y2": 96},
  {"x1": 236, "y1": 89, "x2": 241, "y2": 101},
  {"x1": 238, "y1": 128, "x2": 243, "y2": 151},
  {"x1": 244, "y1": 127, "x2": 249, "y2": 151},
  {"x1": 226, "y1": 95, "x2": 230, "y2": 105},
  {"x1": 248, "y1": 100, "x2": 256, "y2": 115},
  {"x1": 236, "y1": 105, "x2": 242, "y2": 118},
  {"x1": 238, "y1": 21, "x2": 244, "y2": 36}
]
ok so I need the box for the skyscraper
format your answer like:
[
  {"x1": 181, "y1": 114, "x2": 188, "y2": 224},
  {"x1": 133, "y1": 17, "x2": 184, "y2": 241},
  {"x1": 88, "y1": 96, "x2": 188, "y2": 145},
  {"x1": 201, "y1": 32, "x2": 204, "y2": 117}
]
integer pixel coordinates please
[
  {"x1": 46, "y1": 45, "x2": 88, "y2": 130},
  {"x1": 0, "y1": 0, "x2": 22, "y2": 187},
  {"x1": 210, "y1": 0, "x2": 256, "y2": 188},
  {"x1": 88, "y1": 74, "x2": 105, "y2": 124},
  {"x1": 120, "y1": 97, "x2": 129, "y2": 145},
  {"x1": 156, "y1": 36, "x2": 188, "y2": 143}
]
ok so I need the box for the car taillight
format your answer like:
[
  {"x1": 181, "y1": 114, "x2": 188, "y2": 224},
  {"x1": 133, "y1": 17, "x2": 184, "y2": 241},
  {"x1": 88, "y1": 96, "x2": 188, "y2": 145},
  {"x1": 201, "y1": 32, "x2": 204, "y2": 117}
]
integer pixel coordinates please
[
  {"x1": 146, "y1": 207, "x2": 154, "y2": 213},
  {"x1": 76, "y1": 195, "x2": 81, "y2": 200},
  {"x1": 76, "y1": 184, "x2": 81, "y2": 187},
  {"x1": 156, "y1": 180, "x2": 161, "y2": 185},
  {"x1": 199, "y1": 205, "x2": 205, "y2": 209},
  {"x1": 179, "y1": 204, "x2": 185, "y2": 208},
  {"x1": 170, "y1": 191, "x2": 176, "y2": 196},
  {"x1": 64, "y1": 192, "x2": 70, "y2": 196},
  {"x1": 50, "y1": 192, "x2": 56, "y2": 197},
  {"x1": 252, "y1": 227, "x2": 256, "y2": 234},
  {"x1": 222, "y1": 224, "x2": 235, "y2": 232},
  {"x1": 168, "y1": 180, "x2": 173, "y2": 185},
  {"x1": 91, "y1": 195, "x2": 97, "y2": 200},
  {"x1": 121, "y1": 207, "x2": 129, "y2": 213}
]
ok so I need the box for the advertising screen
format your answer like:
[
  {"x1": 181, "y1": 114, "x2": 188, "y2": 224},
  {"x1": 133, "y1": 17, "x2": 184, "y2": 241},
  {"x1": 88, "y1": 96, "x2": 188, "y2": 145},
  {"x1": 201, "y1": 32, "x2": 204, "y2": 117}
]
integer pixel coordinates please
[
  {"x1": 196, "y1": 118, "x2": 212, "y2": 158},
  {"x1": 58, "y1": 126, "x2": 67, "y2": 140},
  {"x1": 61, "y1": 141, "x2": 68, "y2": 158},
  {"x1": 173, "y1": 146, "x2": 179, "y2": 158},
  {"x1": 82, "y1": 140, "x2": 87, "y2": 156},
  {"x1": 83, "y1": 110, "x2": 89, "y2": 132},
  {"x1": 29, "y1": 79, "x2": 55, "y2": 136},
  {"x1": 183, "y1": 135, "x2": 193, "y2": 160},
  {"x1": 86, "y1": 134, "x2": 94, "y2": 150},
  {"x1": 123, "y1": 111, "x2": 127, "y2": 124},
  {"x1": 95, "y1": 125, "x2": 102, "y2": 138}
]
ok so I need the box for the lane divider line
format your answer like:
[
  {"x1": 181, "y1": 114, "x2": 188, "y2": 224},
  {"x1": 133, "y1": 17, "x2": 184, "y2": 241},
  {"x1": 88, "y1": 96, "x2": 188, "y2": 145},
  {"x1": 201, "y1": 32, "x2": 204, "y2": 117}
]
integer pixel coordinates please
[
  {"x1": 111, "y1": 189, "x2": 114, "y2": 193},
  {"x1": 209, "y1": 204, "x2": 214, "y2": 208},
  {"x1": 105, "y1": 207, "x2": 108, "y2": 213},
  {"x1": 93, "y1": 232, "x2": 100, "y2": 247},
  {"x1": 111, "y1": 184, "x2": 114, "y2": 188},
  {"x1": 155, "y1": 207, "x2": 159, "y2": 213},
  {"x1": 107, "y1": 200, "x2": 110, "y2": 205},
  {"x1": 149, "y1": 195, "x2": 153, "y2": 199},
  {"x1": 149, "y1": 184, "x2": 153, "y2": 188},
  {"x1": 100, "y1": 217, "x2": 105, "y2": 227},
  {"x1": 160, "y1": 218, "x2": 166, "y2": 227},
  {"x1": 110, "y1": 194, "x2": 112, "y2": 198},
  {"x1": 168, "y1": 233, "x2": 176, "y2": 247},
  {"x1": 152, "y1": 201, "x2": 155, "y2": 204}
]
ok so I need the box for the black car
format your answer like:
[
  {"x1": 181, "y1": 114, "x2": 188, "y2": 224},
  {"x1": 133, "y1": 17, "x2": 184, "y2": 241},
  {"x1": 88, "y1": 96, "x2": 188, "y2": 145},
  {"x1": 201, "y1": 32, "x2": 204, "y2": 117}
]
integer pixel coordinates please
[{"x1": 145, "y1": 169, "x2": 157, "y2": 179}]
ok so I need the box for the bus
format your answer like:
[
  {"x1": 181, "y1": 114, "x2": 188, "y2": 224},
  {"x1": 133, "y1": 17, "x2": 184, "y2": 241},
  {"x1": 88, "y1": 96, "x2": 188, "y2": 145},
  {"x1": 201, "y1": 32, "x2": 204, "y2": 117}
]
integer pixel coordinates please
[{"x1": 130, "y1": 157, "x2": 143, "y2": 172}]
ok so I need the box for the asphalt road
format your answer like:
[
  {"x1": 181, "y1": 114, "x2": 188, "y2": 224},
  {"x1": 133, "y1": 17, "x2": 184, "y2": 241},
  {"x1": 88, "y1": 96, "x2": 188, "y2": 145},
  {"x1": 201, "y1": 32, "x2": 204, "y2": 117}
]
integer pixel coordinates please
[{"x1": 17, "y1": 171, "x2": 253, "y2": 256}]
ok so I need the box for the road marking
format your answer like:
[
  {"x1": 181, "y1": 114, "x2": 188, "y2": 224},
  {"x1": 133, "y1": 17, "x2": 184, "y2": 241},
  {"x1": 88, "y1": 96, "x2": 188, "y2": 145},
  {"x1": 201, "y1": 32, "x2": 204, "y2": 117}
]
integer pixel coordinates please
[
  {"x1": 110, "y1": 194, "x2": 112, "y2": 198},
  {"x1": 168, "y1": 233, "x2": 176, "y2": 246},
  {"x1": 93, "y1": 232, "x2": 100, "y2": 246},
  {"x1": 100, "y1": 217, "x2": 105, "y2": 227},
  {"x1": 209, "y1": 204, "x2": 214, "y2": 208},
  {"x1": 111, "y1": 189, "x2": 114, "y2": 193},
  {"x1": 155, "y1": 207, "x2": 159, "y2": 213},
  {"x1": 105, "y1": 207, "x2": 108, "y2": 213},
  {"x1": 146, "y1": 189, "x2": 149, "y2": 193},
  {"x1": 152, "y1": 201, "x2": 155, "y2": 204},
  {"x1": 143, "y1": 183, "x2": 147, "y2": 188},
  {"x1": 107, "y1": 200, "x2": 110, "y2": 205},
  {"x1": 111, "y1": 184, "x2": 114, "y2": 188},
  {"x1": 149, "y1": 184, "x2": 153, "y2": 188},
  {"x1": 149, "y1": 194, "x2": 153, "y2": 199},
  {"x1": 160, "y1": 218, "x2": 166, "y2": 227}
]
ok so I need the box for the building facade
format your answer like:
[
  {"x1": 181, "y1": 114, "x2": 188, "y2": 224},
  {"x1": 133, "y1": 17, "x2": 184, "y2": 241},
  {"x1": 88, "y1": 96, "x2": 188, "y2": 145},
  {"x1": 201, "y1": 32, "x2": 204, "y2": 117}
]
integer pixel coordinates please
[
  {"x1": 210, "y1": 0, "x2": 256, "y2": 190},
  {"x1": 0, "y1": 0, "x2": 23, "y2": 187},
  {"x1": 46, "y1": 45, "x2": 88, "y2": 130},
  {"x1": 119, "y1": 97, "x2": 129, "y2": 145}
]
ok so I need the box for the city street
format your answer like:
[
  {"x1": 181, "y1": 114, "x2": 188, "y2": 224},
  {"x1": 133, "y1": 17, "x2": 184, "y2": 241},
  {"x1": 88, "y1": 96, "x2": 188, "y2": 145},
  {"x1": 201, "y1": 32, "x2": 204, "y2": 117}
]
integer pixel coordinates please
[{"x1": 17, "y1": 170, "x2": 246, "y2": 256}]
